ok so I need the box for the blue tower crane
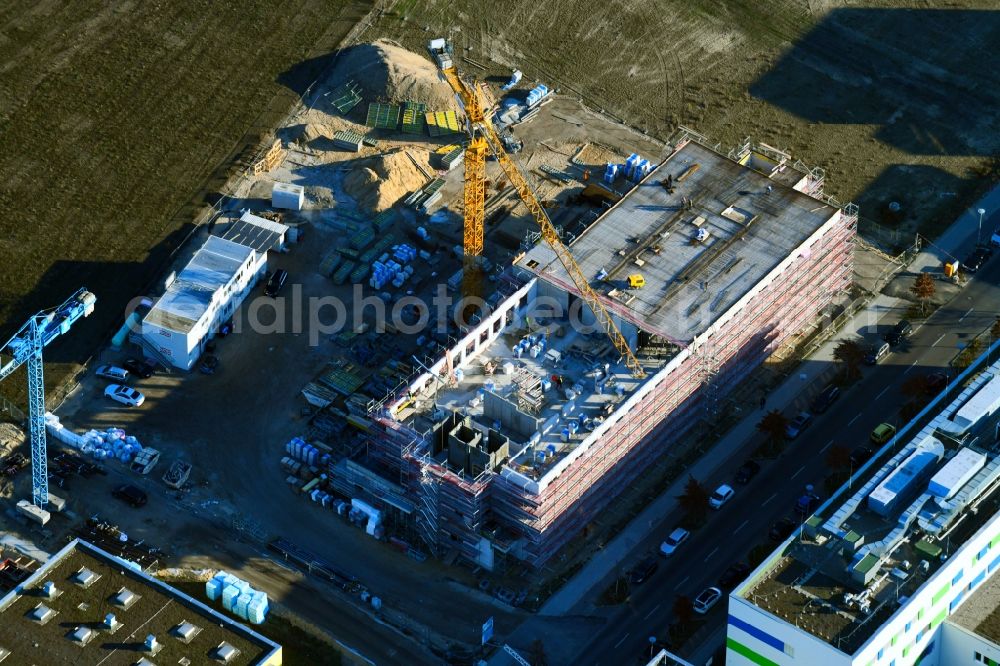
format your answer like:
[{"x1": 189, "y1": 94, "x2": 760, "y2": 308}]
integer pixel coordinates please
[{"x1": 0, "y1": 288, "x2": 96, "y2": 509}]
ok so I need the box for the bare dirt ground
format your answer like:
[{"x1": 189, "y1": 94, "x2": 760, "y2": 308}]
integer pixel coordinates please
[
  {"x1": 0, "y1": 0, "x2": 372, "y2": 406},
  {"x1": 381, "y1": 0, "x2": 1000, "y2": 251}
]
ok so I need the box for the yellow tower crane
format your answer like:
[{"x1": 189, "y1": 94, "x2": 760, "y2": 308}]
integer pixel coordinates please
[{"x1": 440, "y1": 64, "x2": 645, "y2": 378}]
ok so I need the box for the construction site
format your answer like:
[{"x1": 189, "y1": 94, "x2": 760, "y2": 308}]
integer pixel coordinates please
[
  {"x1": 0, "y1": 27, "x2": 869, "y2": 665},
  {"x1": 215, "y1": 37, "x2": 856, "y2": 571}
]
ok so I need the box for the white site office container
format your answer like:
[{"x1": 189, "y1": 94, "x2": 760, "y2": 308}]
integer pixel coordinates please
[{"x1": 272, "y1": 182, "x2": 305, "y2": 211}]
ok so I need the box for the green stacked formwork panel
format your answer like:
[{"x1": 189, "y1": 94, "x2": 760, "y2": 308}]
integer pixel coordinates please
[
  {"x1": 372, "y1": 209, "x2": 397, "y2": 233},
  {"x1": 426, "y1": 110, "x2": 461, "y2": 136},
  {"x1": 401, "y1": 101, "x2": 427, "y2": 134},
  {"x1": 332, "y1": 261, "x2": 356, "y2": 285},
  {"x1": 329, "y1": 80, "x2": 362, "y2": 115},
  {"x1": 319, "y1": 250, "x2": 343, "y2": 277},
  {"x1": 366, "y1": 103, "x2": 401, "y2": 130}
]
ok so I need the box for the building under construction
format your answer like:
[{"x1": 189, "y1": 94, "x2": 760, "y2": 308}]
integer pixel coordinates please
[{"x1": 331, "y1": 135, "x2": 856, "y2": 569}]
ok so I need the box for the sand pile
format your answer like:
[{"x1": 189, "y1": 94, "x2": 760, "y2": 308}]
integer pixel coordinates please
[
  {"x1": 301, "y1": 123, "x2": 329, "y2": 142},
  {"x1": 343, "y1": 151, "x2": 427, "y2": 213},
  {"x1": 329, "y1": 39, "x2": 458, "y2": 112}
]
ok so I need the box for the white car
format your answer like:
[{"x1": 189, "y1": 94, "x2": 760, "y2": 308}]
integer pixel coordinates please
[
  {"x1": 660, "y1": 527, "x2": 691, "y2": 556},
  {"x1": 95, "y1": 365, "x2": 128, "y2": 382},
  {"x1": 709, "y1": 484, "x2": 734, "y2": 509},
  {"x1": 104, "y1": 384, "x2": 145, "y2": 407},
  {"x1": 693, "y1": 586, "x2": 722, "y2": 614}
]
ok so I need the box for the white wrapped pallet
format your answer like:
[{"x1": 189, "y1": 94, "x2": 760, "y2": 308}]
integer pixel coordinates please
[
  {"x1": 234, "y1": 592, "x2": 253, "y2": 620},
  {"x1": 205, "y1": 577, "x2": 224, "y2": 601},
  {"x1": 221, "y1": 585, "x2": 240, "y2": 611}
]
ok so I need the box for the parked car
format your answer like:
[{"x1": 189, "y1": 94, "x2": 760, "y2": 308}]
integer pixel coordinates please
[
  {"x1": 811, "y1": 385, "x2": 841, "y2": 414},
  {"x1": 199, "y1": 354, "x2": 220, "y2": 375},
  {"x1": 123, "y1": 357, "x2": 156, "y2": 379},
  {"x1": 112, "y1": 484, "x2": 147, "y2": 507},
  {"x1": 734, "y1": 460, "x2": 761, "y2": 485},
  {"x1": 925, "y1": 371, "x2": 948, "y2": 396},
  {"x1": 264, "y1": 268, "x2": 288, "y2": 297},
  {"x1": 883, "y1": 320, "x2": 913, "y2": 346},
  {"x1": 865, "y1": 341, "x2": 891, "y2": 365},
  {"x1": 850, "y1": 446, "x2": 876, "y2": 468},
  {"x1": 962, "y1": 246, "x2": 993, "y2": 273},
  {"x1": 693, "y1": 586, "x2": 723, "y2": 614},
  {"x1": 104, "y1": 384, "x2": 145, "y2": 407},
  {"x1": 660, "y1": 527, "x2": 691, "y2": 556},
  {"x1": 871, "y1": 422, "x2": 896, "y2": 445},
  {"x1": 795, "y1": 491, "x2": 820, "y2": 517},
  {"x1": 719, "y1": 562, "x2": 751, "y2": 591},
  {"x1": 785, "y1": 412, "x2": 813, "y2": 440},
  {"x1": 95, "y1": 365, "x2": 128, "y2": 382},
  {"x1": 769, "y1": 517, "x2": 798, "y2": 542},
  {"x1": 628, "y1": 555, "x2": 659, "y2": 585},
  {"x1": 709, "y1": 484, "x2": 735, "y2": 509}
]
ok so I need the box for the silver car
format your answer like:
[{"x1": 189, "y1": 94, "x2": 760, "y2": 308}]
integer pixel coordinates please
[{"x1": 95, "y1": 365, "x2": 128, "y2": 382}]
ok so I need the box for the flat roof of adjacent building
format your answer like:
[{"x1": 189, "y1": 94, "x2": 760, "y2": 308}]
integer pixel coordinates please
[
  {"x1": 214, "y1": 211, "x2": 289, "y2": 254},
  {"x1": 740, "y1": 360, "x2": 1000, "y2": 653},
  {"x1": 949, "y1": 568, "x2": 1000, "y2": 644},
  {"x1": 144, "y1": 235, "x2": 253, "y2": 333},
  {"x1": 0, "y1": 539, "x2": 280, "y2": 665},
  {"x1": 516, "y1": 140, "x2": 838, "y2": 344}
]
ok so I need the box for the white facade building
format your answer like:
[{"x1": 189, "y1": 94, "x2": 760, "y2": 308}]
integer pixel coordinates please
[
  {"x1": 141, "y1": 236, "x2": 264, "y2": 370},
  {"x1": 729, "y1": 359, "x2": 1000, "y2": 666}
]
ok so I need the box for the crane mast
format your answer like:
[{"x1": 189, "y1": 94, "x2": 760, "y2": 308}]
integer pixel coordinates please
[
  {"x1": 438, "y1": 56, "x2": 645, "y2": 378},
  {"x1": 0, "y1": 288, "x2": 96, "y2": 510}
]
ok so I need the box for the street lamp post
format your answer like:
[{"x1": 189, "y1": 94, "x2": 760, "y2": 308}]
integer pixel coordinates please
[{"x1": 977, "y1": 208, "x2": 986, "y2": 245}]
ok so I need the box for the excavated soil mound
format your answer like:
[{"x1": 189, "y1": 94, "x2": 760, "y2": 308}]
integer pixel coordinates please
[
  {"x1": 329, "y1": 39, "x2": 458, "y2": 112},
  {"x1": 343, "y1": 151, "x2": 427, "y2": 213}
]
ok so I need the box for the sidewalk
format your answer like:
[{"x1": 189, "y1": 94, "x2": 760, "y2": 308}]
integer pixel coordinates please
[{"x1": 489, "y1": 191, "x2": 1000, "y2": 664}]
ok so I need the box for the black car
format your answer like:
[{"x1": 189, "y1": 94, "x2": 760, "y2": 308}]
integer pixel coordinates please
[
  {"x1": 112, "y1": 484, "x2": 147, "y2": 507},
  {"x1": 734, "y1": 460, "x2": 761, "y2": 485},
  {"x1": 719, "y1": 562, "x2": 751, "y2": 591},
  {"x1": 811, "y1": 385, "x2": 841, "y2": 414},
  {"x1": 199, "y1": 354, "x2": 220, "y2": 375},
  {"x1": 123, "y1": 357, "x2": 156, "y2": 379},
  {"x1": 264, "y1": 269, "x2": 288, "y2": 297},
  {"x1": 769, "y1": 518, "x2": 798, "y2": 542},
  {"x1": 925, "y1": 371, "x2": 948, "y2": 396},
  {"x1": 883, "y1": 320, "x2": 913, "y2": 346},
  {"x1": 628, "y1": 555, "x2": 659, "y2": 585},
  {"x1": 850, "y1": 446, "x2": 875, "y2": 468},
  {"x1": 963, "y1": 246, "x2": 993, "y2": 273},
  {"x1": 864, "y1": 341, "x2": 890, "y2": 366}
]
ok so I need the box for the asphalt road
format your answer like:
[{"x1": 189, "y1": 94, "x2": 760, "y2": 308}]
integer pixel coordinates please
[{"x1": 576, "y1": 260, "x2": 1000, "y2": 664}]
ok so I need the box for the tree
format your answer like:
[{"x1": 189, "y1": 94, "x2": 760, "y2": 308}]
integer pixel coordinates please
[
  {"x1": 834, "y1": 339, "x2": 866, "y2": 381},
  {"x1": 756, "y1": 409, "x2": 790, "y2": 446},
  {"x1": 911, "y1": 273, "x2": 936, "y2": 314},
  {"x1": 678, "y1": 476, "x2": 710, "y2": 525},
  {"x1": 673, "y1": 595, "x2": 695, "y2": 627},
  {"x1": 825, "y1": 444, "x2": 852, "y2": 471},
  {"x1": 529, "y1": 639, "x2": 548, "y2": 666}
]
